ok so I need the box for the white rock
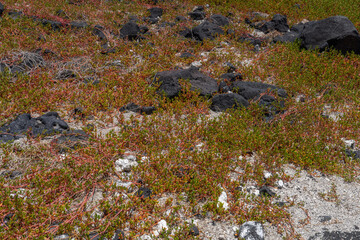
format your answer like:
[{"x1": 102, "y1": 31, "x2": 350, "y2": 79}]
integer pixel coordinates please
[
  {"x1": 54, "y1": 234, "x2": 70, "y2": 240},
  {"x1": 247, "y1": 186, "x2": 260, "y2": 196},
  {"x1": 139, "y1": 235, "x2": 152, "y2": 240},
  {"x1": 91, "y1": 210, "x2": 104, "y2": 219},
  {"x1": 220, "y1": 41, "x2": 230, "y2": 46},
  {"x1": 153, "y1": 220, "x2": 168, "y2": 236},
  {"x1": 195, "y1": 142, "x2": 204, "y2": 151},
  {"x1": 264, "y1": 171, "x2": 272, "y2": 179},
  {"x1": 217, "y1": 191, "x2": 229, "y2": 210},
  {"x1": 191, "y1": 61, "x2": 202, "y2": 67},
  {"x1": 252, "y1": 29, "x2": 266, "y2": 38},
  {"x1": 241, "y1": 59, "x2": 253, "y2": 67},
  {"x1": 116, "y1": 180, "x2": 132, "y2": 189},
  {"x1": 342, "y1": 138, "x2": 355, "y2": 149},
  {"x1": 115, "y1": 158, "x2": 138, "y2": 172},
  {"x1": 200, "y1": 52, "x2": 210, "y2": 57},
  {"x1": 126, "y1": 154, "x2": 137, "y2": 161},
  {"x1": 276, "y1": 180, "x2": 284, "y2": 188},
  {"x1": 295, "y1": 94, "x2": 306, "y2": 103},
  {"x1": 165, "y1": 209, "x2": 172, "y2": 216}
]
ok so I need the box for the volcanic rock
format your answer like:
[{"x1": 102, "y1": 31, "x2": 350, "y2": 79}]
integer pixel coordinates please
[
  {"x1": 209, "y1": 14, "x2": 229, "y2": 26},
  {"x1": 120, "y1": 21, "x2": 141, "y2": 40},
  {"x1": 155, "y1": 66, "x2": 218, "y2": 98},
  {"x1": 0, "y1": 112, "x2": 69, "y2": 142},
  {"x1": 299, "y1": 15, "x2": 360, "y2": 54},
  {"x1": 210, "y1": 93, "x2": 249, "y2": 112}
]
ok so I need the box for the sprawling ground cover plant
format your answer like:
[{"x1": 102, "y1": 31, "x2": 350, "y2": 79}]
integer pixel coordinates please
[{"x1": 1, "y1": 0, "x2": 360, "y2": 238}]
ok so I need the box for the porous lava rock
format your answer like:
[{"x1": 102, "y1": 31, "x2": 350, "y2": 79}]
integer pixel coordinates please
[
  {"x1": 148, "y1": 7, "x2": 163, "y2": 18},
  {"x1": 210, "y1": 81, "x2": 287, "y2": 116},
  {"x1": 188, "y1": 6, "x2": 205, "y2": 20},
  {"x1": 0, "y1": 2, "x2": 4, "y2": 17},
  {"x1": 135, "y1": 187, "x2": 152, "y2": 199},
  {"x1": 209, "y1": 14, "x2": 229, "y2": 26},
  {"x1": 210, "y1": 93, "x2": 249, "y2": 112},
  {"x1": 231, "y1": 81, "x2": 287, "y2": 100},
  {"x1": 0, "y1": 112, "x2": 69, "y2": 142},
  {"x1": 119, "y1": 103, "x2": 156, "y2": 115},
  {"x1": 220, "y1": 72, "x2": 242, "y2": 82},
  {"x1": 155, "y1": 66, "x2": 218, "y2": 98},
  {"x1": 191, "y1": 21, "x2": 224, "y2": 41},
  {"x1": 120, "y1": 21, "x2": 141, "y2": 40},
  {"x1": 299, "y1": 15, "x2": 360, "y2": 54},
  {"x1": 248, "y1": 14, "x2": 289, "y2": 34}
]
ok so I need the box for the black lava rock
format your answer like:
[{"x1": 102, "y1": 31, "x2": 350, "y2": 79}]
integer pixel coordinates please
[
  {"x1": 175, "y1": 15, "x2": 187, "y2": 22},
  {"x1": 148, "y1": 7, "x2": 163, "y2": 18},
  {"x1": 224, "y1": 62, "x2": 236, "y2": 72},
  {"x1": 238, "y1": 34, "x2": 263, "y2": 47},
  {"x1": 272, "y1": 14, "x2": 289, "y2": 32},
  {"x1": 252, "y1": 14, "x2": 289, "y2": 34},
  {"x1": 120, "y1": 21, "x2": 141, "y2": 40},
  {"x1": 120, "y1": 103, "x2": 156, "y2": 115},
  {"x1": 144, "y1": 17, "x2": 159, "y2": 24},
  {"x1": 55, "y1": 130, "x2": 88, "y2": 145},
  {"x1": 140, "y1": 106, "x2": 156, "y2": 115},
  {"x1": 220, "y1": 73, "x2": 242, "y2": 82},
  {"x1": 188, "y1": 12, "x2": 205, "y2": 20},
  {"x1": 0, "y1": 2, "x2": 4, "y2": 17},
  {"x1": 180, "y1": 52, "x2": 194, "y2": 58},
  {"x1": 179, "y1": 27, "x2": 193, "y2": 38},
  {"x1": 218, "y1": 81, "x2": 230, "y2": 93},
  {"x1": 155, "y1": 66, "x2": 218, "y2": 98},
  {"x1": 309, "y1": 230, "x2": 360, "y2": 240},
  {"x1": 191, "y1": 21, "x2": 224, "y2": 41},
  {"x1": 345, "y1": 149, "x2": 360, "y2": 159},
  {"x1": 231, "y1": 81, "x2": 287, "y2": 100},
  {"x1": 3, "y1": 213, "x2": 14, "y2": 226},
  {"x1": 209, "y1": 14, "x2": 229, "y2": 26},
  {"x1": 210, "y1": 93, "x2": 249, "y2": 112},
  {"x1": 41, "y1": 19, "x2": 62, "y2": 31},
  {"x1": 255, "y1": 21, "x2": 276, "y2": 34},
  {"x1": 299, "y1": 15, "x2": 360, "y2": 54},
  {"x1": 259, "y1": 186, "x2": 275, "y2": 197},
  {"x1": 0, "y1": 112, "x2": 69, "y2": 143},
  {"x1": 319, "y1": 216, "x2": 332, "y2": 222},
  {"x1": 135, "y1": 187, "x2": 152, "y2": 199},
  {"x1": 189, "y1": 224, "x2": 200, "y2": 236},
  {"x1": 273, "y1": 31, "x2": 300, "y2": 43}
]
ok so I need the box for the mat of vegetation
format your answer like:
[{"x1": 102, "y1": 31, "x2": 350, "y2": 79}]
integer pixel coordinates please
[{"x1": 0, "y1": 0, "x2": 360, "y2": 239}]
